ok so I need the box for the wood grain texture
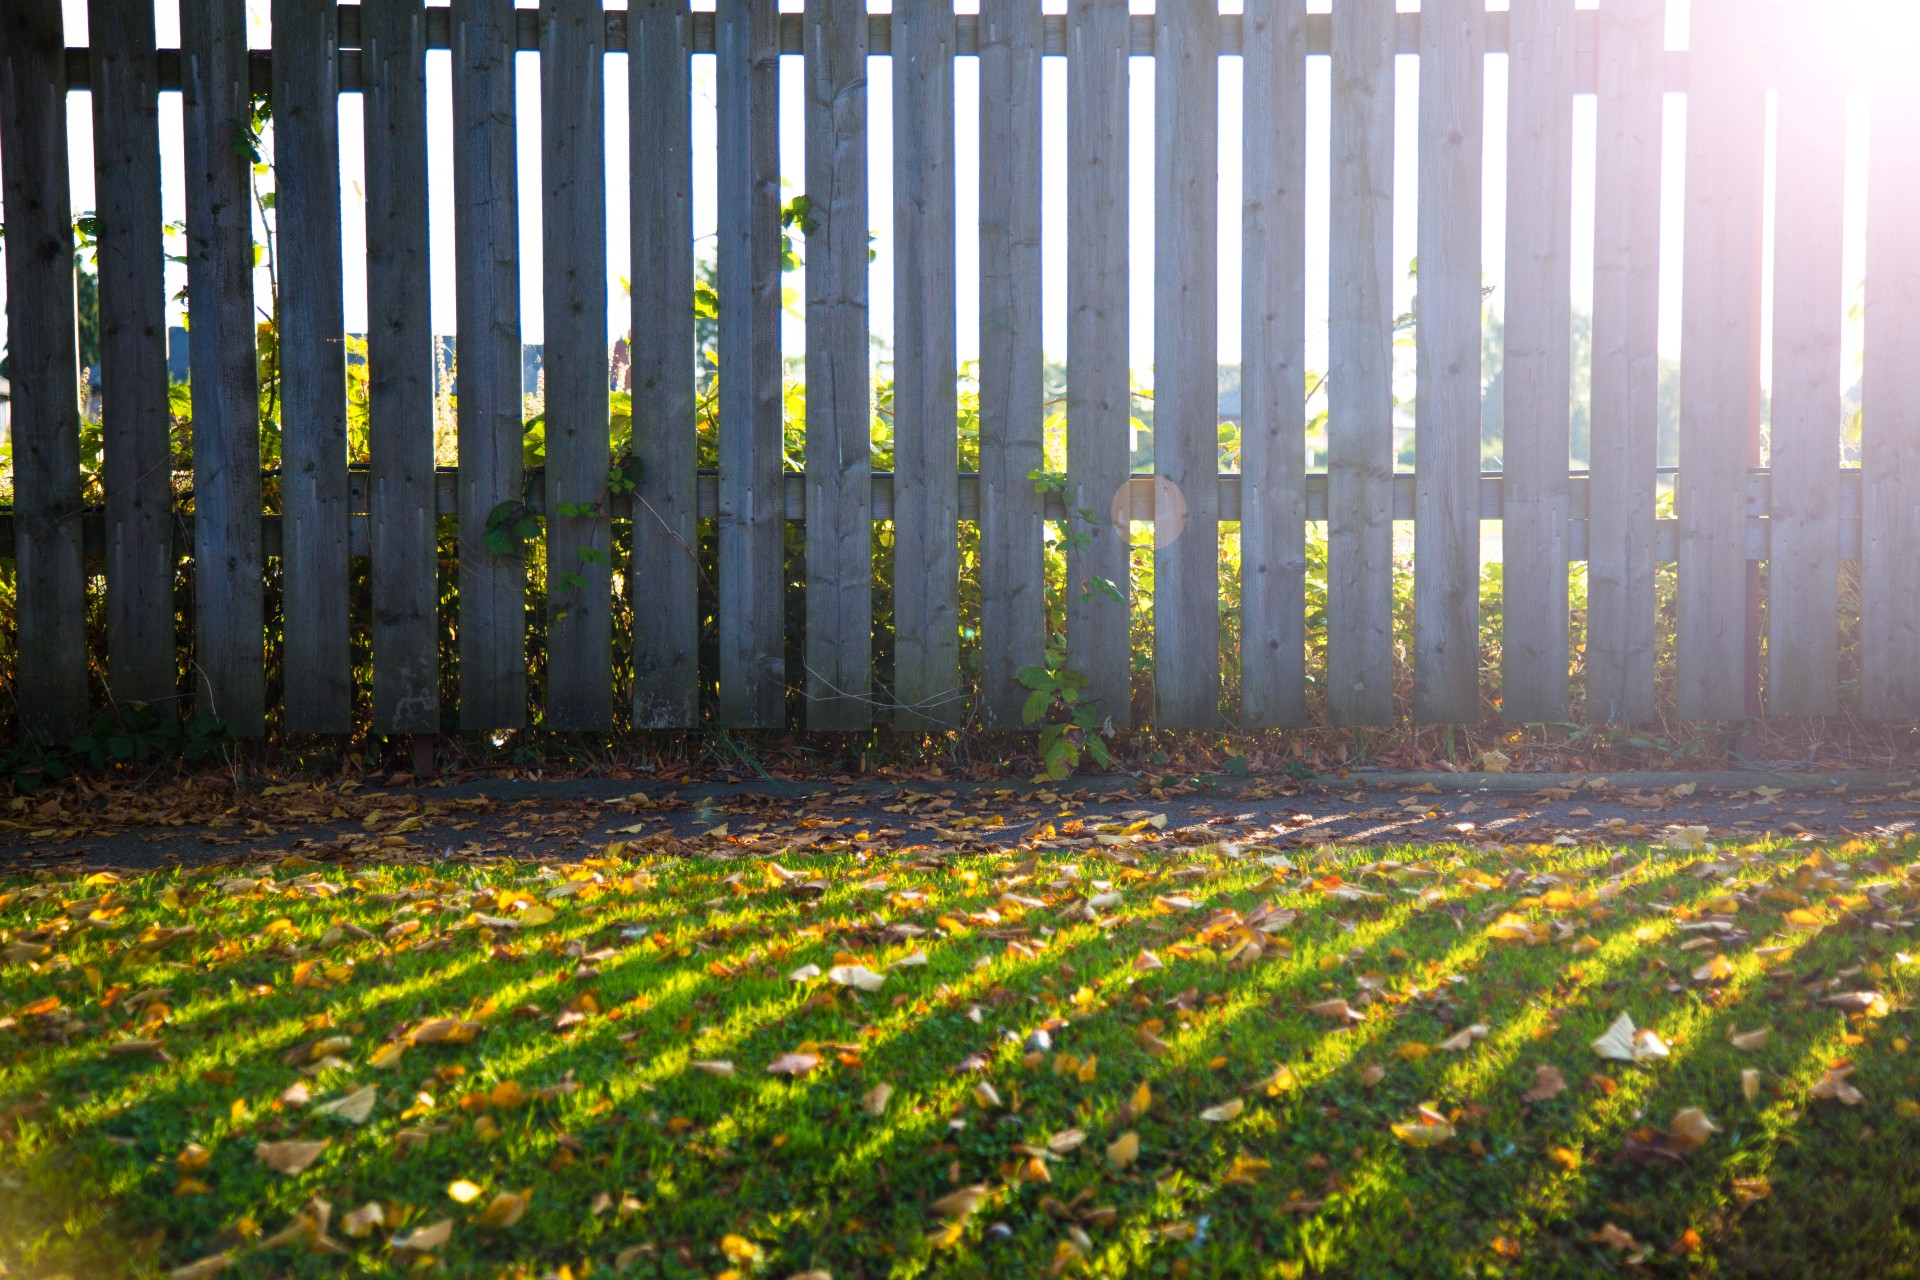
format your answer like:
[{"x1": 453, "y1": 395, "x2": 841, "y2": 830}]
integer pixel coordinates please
[
  {"x1": 181, "y1": 0, "x2": 266, "y2": 734},
  {"x1": 0, "y1": 0, "x2": 88, "y2": 742},
  {"x1": 1065, "y1": 0, "x2": 1131, "y2": 727},
  {"x1": 1326, "y1": 0, "x2": 1394, "y2": 726},
  {"x1": 1676, "y1": 0, "x2": 1764, "y2": 720},
  {"x1": 451, "y1": 0, "x2": 526, "y2": 729},
  {"x1": 89, "y1": 0, "x2": 176, "y2": 714},
  {"x1": 1766, "y1": 0, "x2": 1844, "y2": 717},
  {"x1": 1239, "y1": 0, "x2": 1307, "y2": 729},
  {"x1": 1861, "y1": 58, "x2": 1920, "y2": 717},
  {"x1": 273, "y1": 0, "x2": 352, "y2": 732},
  {"x1": 716, "y1": 0, "x2": 786, "y2": 727},
  {"x1": 1501, "y1": 0, "x2": 1575, "y2": 723},
  {"x1": 630, "y1": 0, "x2": 699, "y2": 728},
  {"x1": 362, "y1": 0, "x2": 439, "y2": 733},
  {"x1": 975, "y1": 0, "x2": 1044, "y2": 731},
  {"x1": 1412, "y1": 0, "x2": 1482, "y2": 724},
  {"x1": 1152, "y1": 0, "x2": 1219, "y2": 727},
  {"x1": 540, "y1": 0, "x2": 612, "y2": 730},
  {"x1": 891, "y1": 0, "x2": 961, "y2": 731},
  {"x1": 1585, "y1": 0, "x2": 1663, "y2": 724},
  {"x1": 803, "y1": 0, "x2": 873, "y2": 730}
]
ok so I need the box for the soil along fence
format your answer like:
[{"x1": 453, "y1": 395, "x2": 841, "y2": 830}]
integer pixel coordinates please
[{"x1": 0, "y1": 0, "x2": 1905, "y2": 739}]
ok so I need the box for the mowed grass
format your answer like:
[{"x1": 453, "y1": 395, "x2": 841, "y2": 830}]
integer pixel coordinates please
[{"x1": 2, "y1": 831, "x2": 1919, "y2": 1279}]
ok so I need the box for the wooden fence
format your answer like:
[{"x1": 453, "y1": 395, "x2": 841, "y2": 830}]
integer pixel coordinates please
[{"x1": 0, "y1": 0, "x2": 1910, "y2": 740}]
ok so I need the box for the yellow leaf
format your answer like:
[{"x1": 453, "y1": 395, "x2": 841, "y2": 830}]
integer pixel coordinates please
[
  {"x1": 1395, "y1": 1042, "x2": 1431, "y2": 1062},
  {"x1": 1548, "y1": 1146, "x2": 1580, "y2": 1171},
  {"x1": 1199, "y1": 1098, "x2": 1245, "y2": 1123},
  {"x1": 1106, "y1": 1130, "x2": 1140, "y2": 1169},
  {"x1": 1131, "y1": 1081, "x2": 1152, "y2": 1117},
  {"x1": 447, "y1": 1179, "x2": 485, "y2": 1204},
  {"x1": 475, "y1": 1189, "x2": 531, "y2": 1230},
  {"x1": 1076, "y1": 1054, "x2": 1099, "y2": 1083},
  {"x1": 516, "y1": 903, "x2": 556, "y2": 927},
  {"x1": 176, "y1": 1142, "x2": 212, "y2": 1172},
  {"x1": 1391, "y1": 1118, "x2": 1454, "y2": 1148}
]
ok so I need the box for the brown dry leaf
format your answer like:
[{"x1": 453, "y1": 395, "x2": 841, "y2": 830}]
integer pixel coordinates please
[
  {"x1": 1824, "y1": 991, "x2": 1888, "y2": 1016},
  {"x1": 1728, "y1": 1026, "x2": 1771, "y2": 1052},
  {"x1": 255, "y1": 1140, "x2": 328, "y2": 1175},
  {"x1": 1810, "y1": 1065, "x2": 1866, "y2": 1106},
  {"x1": 1198, "y1": 1098, "x2": 1245, "y2": 1123},
  {"x1": 340, "y1": 1202, "x2": 385, "y2": 1238},
  {"x1": 1106, "y1": 1130, "x2": 1140, "y2": 1169},
  {"x1": 1307, "y1": 998, "x2": 1363, "y2": 1024},
  {"x1": 1591, "y1": 1223, "x2": 1641, "y2": 1252},
  {"x1": 826, "y1": 964, "x2": 886, "y2": 992},
  {"x1": 475, "y1": 1189, "x2": 531, "y2": 1229},
  {"x1": 168, "y1": 1254, "x2": 233, "y2": 1279},
  {"x1": 1437, "y1": 1024, "x2": 1489, "y2": 1052},
  {"x1": 862, "y1": 1083, "x2": 893, "y2": 1116},
  {"x1": 314, "y1": 1084, "x2": 377, "y2": 1126},
  {"x1": 930, "y1": 1184, "x2": 989, "y2": 1221},
  {"x1": 177, "y1": 1142, "x2": 212, "y2": 1172},
  {"x1": 1047, "y1": 1128, "x2": 1087, "y2": 1155},
  {"x1": 690, "y1": 1059, "x2": 736, "y2": 1078},
  {"x1": 1741, "y1": 1068, "x2": 1762, "y2": 1102},
  {"x1": 1359, "y1": 1063, "x2": 1387, "y2": 1087},
  {"x1": 1668, "y1": 1108, "x2": 1719, "y2": 1153},
  {"x1": 768, "y1": 1052, "x2": 821, "y2": 1077},
  {"x1": 1523, "y1": 1065, "x2": 1567, "y2": 1102},
  {"x1": 391, "y1": 1219, "x2": 453, "y2": 1255},
  {"x1": 1692, "y1": 954, "x2": 1735, "y2": 983}
]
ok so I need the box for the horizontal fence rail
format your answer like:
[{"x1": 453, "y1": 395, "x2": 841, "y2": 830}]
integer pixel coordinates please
[{"x1": 0, "y1": 0, "x2": 1900, "y2": 740}]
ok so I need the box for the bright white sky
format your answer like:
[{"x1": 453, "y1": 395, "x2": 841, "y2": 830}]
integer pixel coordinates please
[{"x1": 18, "y1": 0, "x2": 1886, "y2": 391}]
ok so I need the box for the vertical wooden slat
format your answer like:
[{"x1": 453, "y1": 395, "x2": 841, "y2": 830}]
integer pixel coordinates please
[
  {"x1": 181, "y1": 0, "x2": 265, "y2": 734},
  {"x1": 1327, "y1": 0, "x2": 1394, "y2": 726},
  {"x1": 362, "y1": 0, "x2": 439, "y2": 733},
  {"x1": 803, "y1": 0, "x2": 873, "y2": 730},
  {"x1": 0, "y1": 0, "x2": 87, "y2": 742},
  {"x1": 1152, "y1": 0, "x2": 1218, "y2": 727},
  {"x1": 1585, "y1": 0, "x2": 1662, "y2": 724},
  {"x1": 891, "y1": 0, "x2": 960, "y2": 730},
  {"x1": 1412, "y1": 0, "x2": 1482, "y2": 724},
  {"x1": 1240, "y1": 0, "x2": 1307, "y2": 729},
  {"x1": 452, "y1": 0, "x2": 526, "y2": 730},
  {"x1": 976, "y1": 0, "x2": 1044, "y2": 730},
  {"x1": 540, "y1": 0, "x2": 611, "y2": 730},
  {"x1": 1766, "y1": 0, "x2": 1844, "y2": 717},
  {"x1": 1065, "y1": 0, "x2": 1130, "y2": 727},
  {"x1": 1861, "y1": 54, "x2": 1920, "y2": 717},
  {"x1": 1500, "y1": 0, "x2": 1574, "y2": 723},
  {"x1": 89, "y1": 0, "x2": 175, "y2": 714},
  {"x1": 716, "y1": 0, "x2": 784, "y2": 727},
  {"x1": 631, "y1": 0, "x2": 699, "y2": 727},
  {"x1": 274, "y1": 0, "x2": 353, "y2": 732},
  {"x1": 1676, "y1": 0, "x2": 1764, "y2": 720}
]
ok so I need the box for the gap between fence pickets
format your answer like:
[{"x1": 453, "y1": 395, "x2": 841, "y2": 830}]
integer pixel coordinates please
[
  {"x1": 0, "y1": 470, "x2": 1862, "y2": 566},
  {"x1": 58, "y1": 9, "x2": 1696, "y2": 95}
]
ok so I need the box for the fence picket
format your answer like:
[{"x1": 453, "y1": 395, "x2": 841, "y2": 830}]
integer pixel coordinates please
[
  {"x1": 0, "y1": 0, "x2": 88, "y2": 743},
  {"x1": 803, "y1": 0, "x2": 873, "y2": 730},
  {"x1": 1501, "y1": 0, "x2": 1574, "y2": 723},
  {"x1": 451, "y1": 0, "x2": 526, "y2": 730},
  {"x1": 1585, "y1": 0, "x2": 1662, "y2": 724},
  {"x1": 1676, "y1": 0, "x2": 1764, "y2": 720},
  {"x1": 891, "y1": 0, "x2": 961, "y2": 731},
  {"x1": 1065, "y1": 0, "x2": 1131, "y2": 728},
  {"x1": 1412, "y1": 0, "x2": 1482, "y2": 724},
  {"x1": 181, "y1": 0, "x2": 266, "y2": 734},
  {"x1": 541, "y1": 0, "x2": 612, "y2": 730},
  {"x1": 631, "y1": 0, "x2": 699, "y2": 728},
  {"x1": 274, "y1": 0, "x2": 353, "y2": 732},
  {"x1": 976, "y1": 0, "x2": 1044, "y2": 731},
  {"x1": 1239, "y1": 0, "x2": 1307, "y2": 729},
  {"x1": 1861, "y1": 59, "x2": 1920, "y2": 717},
  {"x1": 1152, "y1": 0, "x2": 1219, "y2": 728},
  {"x1": 1767, "y1": 0, "x2": 1844, "y2": 717},
  {"x1": 90, "y1": 0, "x2": 176, "y2": 715},
  {"x1": 1327, "y1": 0, "x2": 1394, "y2": 726},
  {"x1": 362, "y1": 0, "x2": 439, "y2": 733}
]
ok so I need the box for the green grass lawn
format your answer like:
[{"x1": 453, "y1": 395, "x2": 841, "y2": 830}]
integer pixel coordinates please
[{"x1": 2, "y1": 828, "x2": 1918, "y2": 1279}]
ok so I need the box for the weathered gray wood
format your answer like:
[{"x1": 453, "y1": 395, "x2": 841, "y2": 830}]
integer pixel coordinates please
[
  {"x1": 362, "y1": 0, "x2": 439, "y2": 733},
  {"x1": 1766, "y1": 0, "x2": 1844, "y2": 717},
  {"x1": 630, "y1": 0, "x2": 699, "y2": 728},
  {"x1": 181, "y1": 0, "x2": 266, "y2": 734},
  {"x1": 451, "y1": 0, "x2": 526, "y2": 730},
  {"x1": 717, "y1": 0, "x2": 786, "y2": 727},
  {"x1": 445, "y1": 0, "x2": 523, "y2": 729},
  {"x1": 89, "y1": 0, "x2": 175, "y2": 715},
  {"x1": 1861, "y1": 57, "x2": 1920, "y2": 717},
  {"x1": 1065, "y1": 0, "x2": 1130, "y2": 727},
  {"x1": 803, "y1": 0, "x2": 872, "y2": 730},
  {"x1": 1585, "y1": 0, "x2": 1663, "y2": 724},
  {"x1": 975, "y1": 0, "x2": 1044, "y2": 731},
  {"x1": 1676, "y1": 0, "x2": 1764, "y2": 720},
  {"x1": 0, "y1": 0, "x2": 88, "y2": 742},
  {"x1": 1327, "y1": 0, "x2": 1394, "y2": 726},
  {"x1": 1152, "y1": 0, "x2": 1219, "y2": 727},
  {"x1": 540, "y1": 0, "x2": 611, "y2": 730},
  {"x1": 891, "y1": 0, "x2": 961, "y2": 731},
  {"x1": 1412, "y1": 0, "x2": 1482, "y2": 724},
  {"x1": 1239, "y1": 0, "x2": 1307, "y2": 729},
  {"x1": 1501, "y1": 0, "x2": 1575, "y2": 723},
  {"x1": 273, "y1": 0, "x2": 352, "y2": 732}
]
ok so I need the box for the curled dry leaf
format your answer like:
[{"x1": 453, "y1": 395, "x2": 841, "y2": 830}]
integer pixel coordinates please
[
  {"x1": 1591, "y1": 1223, "x2": 1642, "y2": 1252},
  {"x1": 973, "y1": 1081, "x2": 1003, "y2": 1109},
  {"x1": 1437, "y1": 1024, "x2": 1489, "y2": 1052},
  {"x1": 827, "y1": 964, "x2": 886, "y2": 992},
  {"x1": 1047, "y1": 1128, "x2": 1087, "y2": 1155},
  {"x1": 1390, "y1": 1110, "x2": 1455, "y2": 1148},
  {"x1": 1728, "y1": 1026, "x2": 1771, "y2": 1052},
  {"x1": 1824, "y1": 991, "x2": 1888, "y2": 1016},
  {"x1": 889, "y1": 950, "x2": 929, "y2": 969},
  {"x1": 767, "y1": 1052, "x2": 821, "y2": 1077},
  {"x1": 1106, "y1": 1130, "x2": 1141, "y2": 1170},
  {"x1": 1741, "y1": 1068, "x2": 1762, "y2": 1102},
  {"x1": 391, "y1": 1219, "x2": 453, "y2": 1255},
  {"x1": 1359, "y1": 1063, "x2": 1387, "y2": 1088},
  {"x1": 475, "y1": 1189, "x2": 531, "y2": 1229},
  {"x1": 447, "y1": 1179, "x2": 485, "y2": 1204},
  {"x1": 690, "y1": 1059, "x2": 735, "y2": 1078},
  {"x1": 314, "y1": 1084, "x2": 377, "y2": 1126},
  {"x1": 177, "y1": 1142, "x2": 212, "y2": 1172},
  {"x1": 1523, "y1": 1065, "x2": 1567, "y2": 1102},
  {"x1": 1668, "y1": 1108, "x2": 1719, "y2": 1152},
  {"x1": 1692, "y1": 955, "x2": 1735, "y2": 983},
  {"x1": 168, "y1": 1254, "x2": 233, "y2": 1280},
  {"x1": 341, "y1": 1202, "x2": 385, "y2": 1238},
  {"x1": 1199, "y1": 1098, "x2": 1245, "y2": 1123},
  {"x1": 1591, "y1": 1013, "x2": 1668, "y2": 1063},
  {"x1": 787, "y1": 964, "x2": 822, "y2": 983},
  {"x1": 1133, "y1": 950, "x2": 1164, "y2": 972},
  {"x1": 930, "y1": 1184, "x2": 989, "y2": 1221},
  {"x1": 1306, "y1": 999, "x2": 1364, "y2": 1024},
  {"x1": 862, "y1": 1083, "x2": 893, "y2": 1117},
  {"x1": 1810, "y1": 1065, "x2": 1866, "y2": 1106},
  {"x1": 255, "y1": 1140, "x2": 328, "y2": 1176}
]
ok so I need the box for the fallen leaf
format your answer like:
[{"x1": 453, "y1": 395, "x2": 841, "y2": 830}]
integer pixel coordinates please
[
  {"x1": 1199, "y1": 1098, "x2": 1245, "y2": 1123},
  {"x1": 1741, "y1": 1068, "x2": 1761, "y2": 1102},
  {"x1": 391, "y1": 1219, "x2": 453, "y2": 1255},
  {"x1": 1307, "y1": 998, "x2": 1363, "y2": 1024},
  {"x1": 1824, "y1": 991, "x2": 1888, "y2": 1016},
  {"x1": 1133, "y1": 950, "x2": 1164, "y2": 972},
  {"x1": 314, "y1": 1084, "x2": 377, "y2": 1126},
  {"x1": 827, "y1": 964, "x2": 886, "y2": 992},
  {"x1": 787, "y1": 963, "x2": 822, "y2": 982},
  {"x1": 168, "y1": 1254, "x2": 233, "y2": 1279},
  {"x1": 1728, "y1": 1026, "x2": 1770, "y2": 1052},
  {"x1": 1810, "y1": 1065, "x2": 1866, "y2": 1106},
  {"x1": 1437, "y1": 1024, "x2": 1488, "y2": 1052},
  {"x1": 341, "y1": 1202, "x2": 385, "y2": 1238},
  {"x1": 862, "y1": 1083, "x2": 893, "y2": 1116},
  {"x1": 475, "y1": 1188, "x2": 531, "y2": 1229},
  {"x1": 931, "y1": 1184, "x2": 989, "y2": 1221},
  {"x1": 1391, "y1": 1114, "x2": 1454, "y2": 1148},
  {"x1": 1047, "y1": 1128, "x2": 1087, "y2": 1155},
  {"x1": 1591, "y1": 1013, "x2": 1668, "y2": 1063},
  {"x1": 1359, "y1": 1063, "x2": 1387, "y2": 1087},
  {"x1": 1592, "y1": 1223, "x2": 1642, "y2": 1252},
  {"x1": 1668, "y1": 1108, "x2": 1718, "y2": 1152},
  {"x1": 767, "y1": 1052, "x2": 821, "y2": 1077},
  {"x1": 255, "y1": 1140, "x2": 328, "y2": 1175},
  {"x1": 1692, "y1": 954, "x2": 1734, "y2": 983},
  {"x1": 1106, "y1": 1130, "x2": 1140, "y2": 1169},
  {"x1": 690, "y1": 1059, "x2": 735, "y2": 1078},
  {"x1": 1478, "y1": 750, "x2": 1510, "y2": 773},
  {"x1": 1523, "y1": 1065, "x2": 1567, "y2": 1102},
  {"x1": 177, "y1": 1142, "x2": 212, "y2": 1172},
  {"x1": 447, "y1": 1179, "x2": 485, "y2": 1204}
]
